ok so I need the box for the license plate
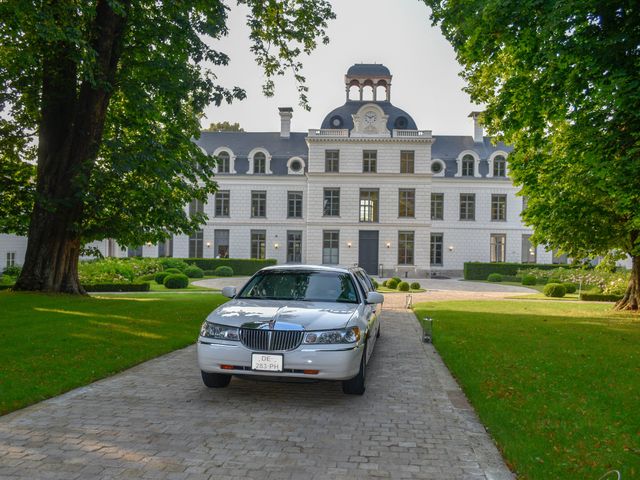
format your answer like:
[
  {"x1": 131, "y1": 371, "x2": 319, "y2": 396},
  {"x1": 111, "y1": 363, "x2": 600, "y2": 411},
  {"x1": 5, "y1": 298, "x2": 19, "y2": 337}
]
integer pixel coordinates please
[{"x1": 251, "y1": 353, "x2": 283, "y2": 372}]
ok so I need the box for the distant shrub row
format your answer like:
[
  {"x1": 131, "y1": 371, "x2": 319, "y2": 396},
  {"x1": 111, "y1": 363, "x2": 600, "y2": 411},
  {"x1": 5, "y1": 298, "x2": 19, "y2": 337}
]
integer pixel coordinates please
[{"x1": 464, "y1": 262, "x2": 580, "y2": 280}]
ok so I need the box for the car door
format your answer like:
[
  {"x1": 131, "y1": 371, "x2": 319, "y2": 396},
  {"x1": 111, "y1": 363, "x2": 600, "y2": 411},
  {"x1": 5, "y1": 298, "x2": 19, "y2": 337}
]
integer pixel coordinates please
[{"x1": 353, "y1": 270, "x2": 378, "y2": 358}]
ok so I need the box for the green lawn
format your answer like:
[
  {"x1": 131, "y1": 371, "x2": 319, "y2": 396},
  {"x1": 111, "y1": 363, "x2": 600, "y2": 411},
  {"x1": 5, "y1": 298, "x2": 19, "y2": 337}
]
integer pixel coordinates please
[
  {"x1": 376, "y1": 286, "x2": 426, "y2": 293},
  {"x1": 0, "y1": 291, "x2": 227, "y2": 415},
  {"x1": 413, "y1": 300, "x2": 639, "y2": 480}
]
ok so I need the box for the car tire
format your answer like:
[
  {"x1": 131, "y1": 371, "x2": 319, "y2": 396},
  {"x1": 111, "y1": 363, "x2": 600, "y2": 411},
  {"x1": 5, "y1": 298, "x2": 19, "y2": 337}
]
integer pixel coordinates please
[
  {"x1": 342, "y1": 344, "x2": 366, "y2": 395},
  {"x1": 201, "y1": 371, "x2": 231, "y2": 388}
]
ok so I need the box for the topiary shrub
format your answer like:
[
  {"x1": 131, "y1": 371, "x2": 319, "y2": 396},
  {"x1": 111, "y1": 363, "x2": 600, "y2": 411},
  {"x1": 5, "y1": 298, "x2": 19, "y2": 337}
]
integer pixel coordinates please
[
  {"x1": 382, "y1": 280, "x2": 388, "y2": 287},
  {"x1": 163, "y1": 274, "x2": 189, "y2": 289},
  {"x1": 387, "y1": 278, "x2": 399, "y2": 289},
  {"x1": 397, "y1": 281, "x2": 410, "y2": 292},
  {"x1": 155, "y1": 271, "x2": 171, "y2": 284},
  {"x1": 214, "y1": 266, "x2": 234, "y2": 277},
  {"x1": 410, "y1": 282, "x2": 421, "y2": 290},
  {"x1": 184, "y1": 265, "x2": 204, "y2": 278},
  {"x1": 487, "y1": 273, "x2": 503, "y2": 282},
  {"x1": 391, "y1": 276, "x2": 402, "y2": 283},
  {"x1": 563, "y1": 282, "x2": 577, "y2": 294},
  {"x1": 544, "y1": 283, "x2": 566, "y2": 298},
  {"x1": 521, "y1": 274, "x2": 537, "y2": 286},
  {"x1": 159, "y1": 258, "x2": 189, "y2": 272},
  {"x1": 371, "y1": 279, "x2": 379, "y2": 290},
  {"x1": 163, "y1": 268, "x2": 182, "y2": 275}
]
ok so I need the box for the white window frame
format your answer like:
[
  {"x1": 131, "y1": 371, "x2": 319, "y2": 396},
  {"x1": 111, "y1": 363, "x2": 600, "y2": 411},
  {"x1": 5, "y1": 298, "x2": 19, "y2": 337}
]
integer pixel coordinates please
[
  {"x1": 455, "y1": 150, "x2": 481, "y2": 178},
  {"x1": 286, "y1": 156, "x2": 305, "y2": 175},
  {"x1": 212, "y1": 147, "x2": 236, "y2": 174},
  {"x1": 487, "y1": 151, "x2": 509, "y2": 178},
  {"x1": 247, "y1": 147, "x2": 272, "y2": 175}
]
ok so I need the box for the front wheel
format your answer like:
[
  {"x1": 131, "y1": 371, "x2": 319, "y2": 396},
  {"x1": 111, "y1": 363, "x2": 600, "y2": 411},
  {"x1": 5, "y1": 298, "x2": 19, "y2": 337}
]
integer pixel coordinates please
[
  {"x1": 201, "y1": 371, "x2": 231, "y2": 388},
  {"x1": 342, "y1": 344, "x2": 366, "y2": 395}
]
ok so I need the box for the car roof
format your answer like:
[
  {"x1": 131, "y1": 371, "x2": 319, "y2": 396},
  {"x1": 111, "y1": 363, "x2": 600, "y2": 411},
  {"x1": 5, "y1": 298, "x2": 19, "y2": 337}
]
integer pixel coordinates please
[{"x1": 259, "y1": 264, "x2": 363, "y2": 274}]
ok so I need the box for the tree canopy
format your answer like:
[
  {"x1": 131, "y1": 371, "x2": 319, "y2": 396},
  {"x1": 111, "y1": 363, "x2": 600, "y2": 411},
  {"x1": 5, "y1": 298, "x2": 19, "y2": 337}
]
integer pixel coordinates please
[
  {"x1": 204, "y1": 121, "x2": 244, "y2": 132},
  {"x1": 424, "y1": 0, "x2": 640, "y2": 309},
  {"x1": 0, "y1": 0, "x2": 334, "y2": 292}
]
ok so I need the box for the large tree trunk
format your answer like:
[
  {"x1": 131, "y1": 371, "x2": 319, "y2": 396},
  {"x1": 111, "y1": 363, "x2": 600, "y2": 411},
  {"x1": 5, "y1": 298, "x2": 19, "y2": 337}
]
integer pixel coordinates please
[
  {"x1": 14, "y1": 0, "x2": 128, "y2": 294},
  {"x1": 615, "y1": 254, "x2": 639, "y2": 311}
]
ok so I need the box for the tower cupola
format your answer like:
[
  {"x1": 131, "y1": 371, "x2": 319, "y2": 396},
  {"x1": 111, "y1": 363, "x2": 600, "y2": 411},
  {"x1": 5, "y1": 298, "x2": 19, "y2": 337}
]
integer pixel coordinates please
[{"x1": 345, "y1": 63, "x2": 392, "y2": 102}]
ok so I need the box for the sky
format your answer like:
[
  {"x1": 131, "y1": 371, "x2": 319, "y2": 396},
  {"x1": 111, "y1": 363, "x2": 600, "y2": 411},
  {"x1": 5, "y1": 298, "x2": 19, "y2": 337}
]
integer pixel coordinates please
[{"x1": 201, "y1": 0, "x2": 480, "y2": 136}]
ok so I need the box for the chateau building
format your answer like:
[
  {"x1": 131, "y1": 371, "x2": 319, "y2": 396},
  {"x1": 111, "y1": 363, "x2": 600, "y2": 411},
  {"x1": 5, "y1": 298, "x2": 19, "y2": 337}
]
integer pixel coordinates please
[{"x1": 1, "y1": 64, "x2": 561, "y2": 276}]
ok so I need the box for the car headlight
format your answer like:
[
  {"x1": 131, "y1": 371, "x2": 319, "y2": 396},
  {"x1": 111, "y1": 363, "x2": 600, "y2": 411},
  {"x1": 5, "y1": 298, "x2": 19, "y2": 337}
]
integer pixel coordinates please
[
  {"x1": 200, "y1": 322, "x2": 240, "y2": 341},
  {"x1": 303, "y1": 326, "x2": 361, "y2": 344}
]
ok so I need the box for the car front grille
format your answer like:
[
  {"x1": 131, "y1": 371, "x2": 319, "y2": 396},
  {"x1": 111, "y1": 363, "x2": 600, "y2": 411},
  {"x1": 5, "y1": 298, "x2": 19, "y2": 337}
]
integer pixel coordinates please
[{"x1": 239, "y1": 329, "x2": 304, "y2": 351}]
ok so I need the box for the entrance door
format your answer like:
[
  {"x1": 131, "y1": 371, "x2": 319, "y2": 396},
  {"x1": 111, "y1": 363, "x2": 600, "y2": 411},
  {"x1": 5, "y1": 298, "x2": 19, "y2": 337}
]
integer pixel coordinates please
[{"x1": 358, "y1": 230, "x2": 379, "y2": 275}]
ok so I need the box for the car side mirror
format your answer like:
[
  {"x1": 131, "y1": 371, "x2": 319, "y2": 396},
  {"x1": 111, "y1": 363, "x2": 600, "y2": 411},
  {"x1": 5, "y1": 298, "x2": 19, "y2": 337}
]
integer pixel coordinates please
[
  {"x1": 221, "y1": 286, "x2": 237, "y2": 298},
  {"x1": 366, "y1": 291, "x2": 384, "y2": 304}
]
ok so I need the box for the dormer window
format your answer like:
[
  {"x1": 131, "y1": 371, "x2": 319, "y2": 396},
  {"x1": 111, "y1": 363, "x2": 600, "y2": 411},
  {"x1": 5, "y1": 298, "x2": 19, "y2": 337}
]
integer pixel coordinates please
[
  {"x1": 493, "y1": 155, "x2": 506, "y2": 177},
  {"x1": 217, "y1": 151, "x2": 230, "y2": 173},
  {"x1": 254, "y1": 152, "x2": 266, "y2": 174},
  {"x1": 462, "y1": 155, "x2": 475, "y2": 176}
]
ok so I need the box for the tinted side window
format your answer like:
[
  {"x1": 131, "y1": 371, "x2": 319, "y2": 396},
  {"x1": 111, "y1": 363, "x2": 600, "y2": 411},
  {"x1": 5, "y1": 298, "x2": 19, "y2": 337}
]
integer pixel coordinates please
[{"x1": 354, "y1": 271, "x2": 372, "y2": 294}]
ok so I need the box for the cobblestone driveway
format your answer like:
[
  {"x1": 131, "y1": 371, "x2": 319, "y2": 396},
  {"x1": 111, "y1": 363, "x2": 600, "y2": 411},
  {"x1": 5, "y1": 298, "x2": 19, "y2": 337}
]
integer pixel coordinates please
[{"x1": 0, "y1": 311, "x2": 513, "y2": 480}]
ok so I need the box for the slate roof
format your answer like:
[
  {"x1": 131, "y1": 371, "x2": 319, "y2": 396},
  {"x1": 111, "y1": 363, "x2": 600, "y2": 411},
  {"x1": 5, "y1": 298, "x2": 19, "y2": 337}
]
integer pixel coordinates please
[
  {"x1": 320, "y1": 101, "x2": 418, "y2": 131},
  {"x1": 346, "y1": 64, "x2": 391, "y2": 77}
]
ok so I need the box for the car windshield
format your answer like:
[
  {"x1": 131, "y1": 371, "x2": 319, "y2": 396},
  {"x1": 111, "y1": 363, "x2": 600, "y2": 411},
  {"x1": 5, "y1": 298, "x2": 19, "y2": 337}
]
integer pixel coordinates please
[{"x1": 237, "y1": 271, "x2": 359, "y2": 303}]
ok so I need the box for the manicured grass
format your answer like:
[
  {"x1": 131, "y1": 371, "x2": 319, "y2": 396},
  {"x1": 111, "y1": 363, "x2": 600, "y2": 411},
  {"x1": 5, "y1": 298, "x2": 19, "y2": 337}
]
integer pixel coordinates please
[
  {"x1": 145, "y1": 275, "x2": 222, "y2": 292},
  {"x1": 473, "y1": 279, "x2": 545, "y2": 292},
  {"x1": 0, "y1": 291, "x2": 227, "y2": 415},
  {"x1": 511, "y1": 292, "x2": 580, "y2": 301},
  {"x1": 413, "y1": 300, "x2": 639, "y2": 480}
]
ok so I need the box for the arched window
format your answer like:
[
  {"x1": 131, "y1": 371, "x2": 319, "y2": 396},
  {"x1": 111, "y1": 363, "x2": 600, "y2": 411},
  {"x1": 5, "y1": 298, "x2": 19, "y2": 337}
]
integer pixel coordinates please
[
  {"x1": 253, "y1": 152, "x2": 266, "y2": 174},
  {"x1": 493, "y1": 155, "x2": 506, "y2": 177},
  {"x1": 217, "y1": 151, "x2": 230, "y2": 173},
  {"x1": 462, "y1": 154, "x2": 475, "y2": 176}
]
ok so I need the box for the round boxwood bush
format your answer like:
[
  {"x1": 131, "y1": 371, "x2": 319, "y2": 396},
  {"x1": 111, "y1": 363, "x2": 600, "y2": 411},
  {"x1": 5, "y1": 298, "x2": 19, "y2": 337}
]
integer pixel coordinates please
[
  {"x1": 381, "y1": 280, "x2": 388, "y2": 287},
  {"x1": 184, "y1": 265, "x2": 204, "y2": 278},
  {"x1": 387, "y1": 278, "x2": 399, "y2": 289},
  {"x1": 155, "y1": 271, "x2": 171, "y2": 285},
  {"x1": 163, "y1": 273, "x2": 189, "y2": 289},
  {"x1": 410, "y1": 282, "x2": 421, "y2": 290},
  {"x1": 543, "y1": 283, "x2": 566, "y2": 298},
  {"x1": 487, "y1": 273, "x2": 503, "y2": 282},
  {"x1": 521, "y1": 274, "x2": 537, "y2": 286},
  {"x1": 563, "y1": 282, "x2": 577, "y2": 294},
  {"x1": 159, "y1": 258, "x2": 189, "y2": 272},
  {"x1": 163, "y1": 267, "x2": 182, "y2": 275},
  {"x1": 397, "y1": 281, "x2": 410, "y2": 292},
  {"x1": 391, "y1": 276, "x2": 402, "y2": 283},
  {"x1": 214, "y1": 265, "x2": 234, "y2": 277}
]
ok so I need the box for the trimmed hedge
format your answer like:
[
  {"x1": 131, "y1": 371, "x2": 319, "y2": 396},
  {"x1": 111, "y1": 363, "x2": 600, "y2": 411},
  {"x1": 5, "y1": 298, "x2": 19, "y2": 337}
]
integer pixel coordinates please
[
  {"x1": 159, "y1": 258, "x2": 189, "y2": 272},
  {"x1": 521, "y1": 274, "x2": 537, "y2": 286},
  {"x1": 184, "y1": 266, "x2": 204, "y2": 278},
  {"x1": 155, "y1": 271, "x2": 171, "y2": 284},
  {"x1": 163, "y1": 274, "x2": 189, "y2": 289},
  {"x1": 83, "y1": 283, "x2": 150, "y2": 292},
  {"x1": 214, "y1": 266, "x2": 234, "y2": 277},
  {"x1": 579, "y1": 292, "x2": 623, "y2": 302},
  {"x1": 163, "y1": 268, "x2": 182, "y2": 274},
  {"x1": 398, "y1": 281, "x2": 410, "y2": 291},
  {"x1": 387, "y1": 278, "x2": 399, "y2": 289},
  {"x1": 544, "y1": 283, "x2": 566, "y2": 298},
  {"x1": 410, "y1": 282, "x2": 421, "y2": 289},
  {"x1": 487, "y1": 273, "x2": 503, "y2": 282},
  {"x1": 391, "y1": 276, "x2": 402, "y2": 283},
  {"x1": 464, "y1": 262, "x2": 579, "y2": 280},
  {"x1": 563, "y1": 282, "x2": 577, "y2": 294},
  {"x1": 183, "y1": 258, "x2": 276, "y2": 276},
  {"x1": 203, "y1": 270, "x2": 216, "y2": 276}
]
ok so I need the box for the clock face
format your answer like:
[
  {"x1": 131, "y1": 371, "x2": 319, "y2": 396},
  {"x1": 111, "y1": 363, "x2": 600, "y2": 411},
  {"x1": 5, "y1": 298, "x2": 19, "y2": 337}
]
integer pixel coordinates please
[{"x1": 364, "y1": 111, "x2": 377, "y2": 126}]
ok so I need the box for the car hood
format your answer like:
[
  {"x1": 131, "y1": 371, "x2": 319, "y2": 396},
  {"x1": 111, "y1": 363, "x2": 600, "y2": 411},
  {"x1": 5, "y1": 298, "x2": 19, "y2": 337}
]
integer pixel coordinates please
[{"x1": 206, "y1": 299, "x2": 358, "y2": 331}]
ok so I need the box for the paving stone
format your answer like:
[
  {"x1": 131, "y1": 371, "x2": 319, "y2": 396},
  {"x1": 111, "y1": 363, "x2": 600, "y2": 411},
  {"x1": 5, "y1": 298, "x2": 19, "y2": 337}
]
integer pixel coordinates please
[{"x1": 0, "y1": 311, "x2": 513, "y2": 479}]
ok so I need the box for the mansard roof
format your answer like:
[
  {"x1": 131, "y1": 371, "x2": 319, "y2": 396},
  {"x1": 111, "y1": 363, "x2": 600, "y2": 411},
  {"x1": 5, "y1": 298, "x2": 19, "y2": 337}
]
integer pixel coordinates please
[
  {"x1": 320, "y1": 101, "x2": 418, "y2": 131},
  {"x1": 194, "y1": 131, "x2": 308, "y2": 158},
  {"x1": 431, "y1": 136, "x2": 513, "y2": 159}
]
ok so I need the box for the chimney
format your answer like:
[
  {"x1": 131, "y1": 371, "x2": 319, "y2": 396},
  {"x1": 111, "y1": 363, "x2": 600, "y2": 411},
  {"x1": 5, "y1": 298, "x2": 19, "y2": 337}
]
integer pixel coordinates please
[
  {"x1": 279, "y1": 107, "x2": 293, "y2": 138},
  {"x1": 468, "y1": 111, "x2": 483, "y2": 143}
]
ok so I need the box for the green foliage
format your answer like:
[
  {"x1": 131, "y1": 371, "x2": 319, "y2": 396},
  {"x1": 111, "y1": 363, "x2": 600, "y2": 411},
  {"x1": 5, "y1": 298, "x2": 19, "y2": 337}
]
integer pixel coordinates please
[
  {"x1": 464, "y1": 262, "x2": 577, "y2": 280},
  {"x1": 159, "y1": 258, "x2": 189, "y2": 272},
  {"x1": 386, "y1": 278, "x2": 399, "y2": 289},
  {"x1": 579, "y1": 292, "x2": 624, "y2": 302},
  {"x1": 0, "y1": 275, "x2": 16, "y2": 286},
  {"x1": 391, "y1": 276, "x2": 402, "y2": 283},
  {"x1": 203, "y1": 121, "x2": 244, "y2": 132},
  {"x1": 410, "y1": 282, "x2": 421, "y2": 290},
  {"x1": 562, "y1": 282, "x2": 577, "y2": 294},
  {"x1": 78, "y1": 257, "x2": 161, "y2": 284},
  {"x1": 163, "y1": 268, "x2": 182, "y2": 275},
  {"x1": 203, "y1": 270, "x2": 216, "y2": 276},
  {"x1": 214, "y1": 266, "x2": 234, "y2": 277},
  {"x1": 136, "y1": 273, "x2": 156, "y2": 281},
  {"x1": 163, "y1": 274, "x2": 189, "y2": 289},
  {"x1": 186, "y1": 258, "x2": 275, "y2": 275},
  {"x1": 425, "y1": 0, "x2": 640, "y2": 304},
  {"x1": 372, "y1": 279, "x2": 379, "y2": 290},
  {"x1": 382, "y1": 280, "x2": 388, "y2": 287},
  {"x1": 155, "y1": 271, "x2": 171, "y2": 285},
  {"x1": 521, "y1": 274, "x2": 537, "y2": 286},
  {"x1": 543, "y1": 283, "x2": 566, "y2": 298},
  {"x1": 2, "y1": 265, "x2": 21, "y2": 277},
  {"x1": 82, "y1": 283, "x2": 150, "y2": 292},
  {"x1": 487, "y1": 273, "x2": 503, "y2": 282},
  {"x1": 397, "y1": 281, "x2": 410, "y2": 291},
  {"x1": 184, "y1": 265, "x2": 204, "y2": 278},
  {"x1": 519, "y1": 267, "x2": 629, "y2": 295}
]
